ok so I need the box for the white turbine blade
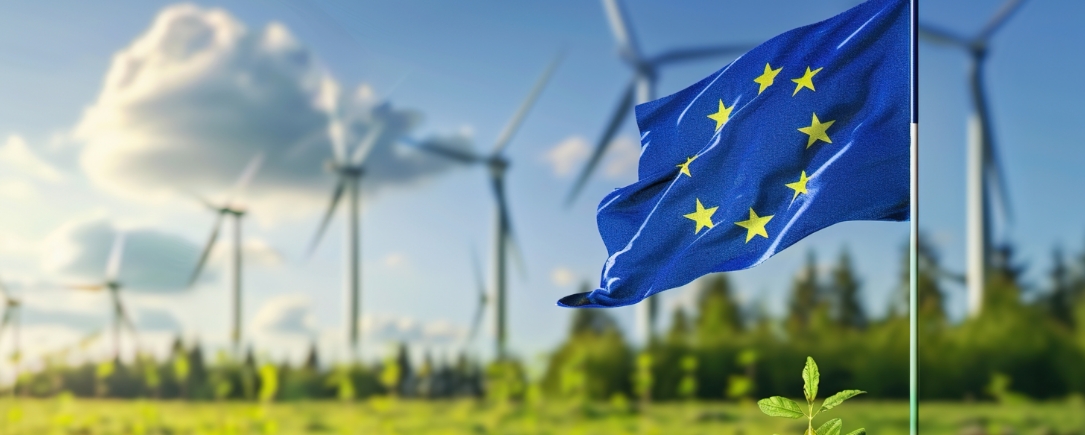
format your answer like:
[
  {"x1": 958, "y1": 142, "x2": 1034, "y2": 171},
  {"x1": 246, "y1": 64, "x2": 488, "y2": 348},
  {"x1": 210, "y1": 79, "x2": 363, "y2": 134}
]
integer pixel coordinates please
[
  {"x1": 349, "y1": 121, "x2": 385, "y2": 166},
  {"x1": 225, "y1": 153, "x2": 265, "y2": 206},
  {"x1": 105, "y1": 232, "x2": 126, "y2": 282},
  {"x1": 329, "y1": 114, "x2": 348, "y2": 164},
  {"x1": 652, "y1": 43, "x2": 756, "y2": 66},
  {"x1": 917, "y1": 23, "x2": 969, "y2": 47},
  {"x1": 602, "y1": 0, "x2": 644, "y2": 63},
  {"x1": 491, "y1": 51, "x2": 564, "y2": 156},
  {"x1": 978, "y1": 0, "x2": 1027, "y2": 42}
]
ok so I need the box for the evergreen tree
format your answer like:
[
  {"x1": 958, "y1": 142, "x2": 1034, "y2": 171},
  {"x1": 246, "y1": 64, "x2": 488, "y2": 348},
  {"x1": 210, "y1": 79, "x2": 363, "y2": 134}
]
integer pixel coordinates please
[
  {"x1": 694, "y1": 273, "x2": 743, "y2": 344},
  {"x1": 830, "y1": 248, "x2": 866, "y2": 329},
  {"x1": 896, "y1": 234, "x2": 949, "y2": 322},
  {"x1": 788, "y1": 250, "x2": 821, "y2": 332},
  {"x1": 303, "y1": 341, "x2": 320, "y2": 372},
  {"x1": 667, "y1": 307, "x2": 691, "y2": 344},
  {"x1": 1046, "y1": 246, "x2": 1075, "y2": 328}
]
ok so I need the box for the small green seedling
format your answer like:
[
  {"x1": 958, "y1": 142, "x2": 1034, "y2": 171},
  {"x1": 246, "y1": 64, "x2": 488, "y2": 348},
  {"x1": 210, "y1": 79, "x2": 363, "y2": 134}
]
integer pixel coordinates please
[{"x1": 757, "y1": 356, "x2": 866, "y2": 435}]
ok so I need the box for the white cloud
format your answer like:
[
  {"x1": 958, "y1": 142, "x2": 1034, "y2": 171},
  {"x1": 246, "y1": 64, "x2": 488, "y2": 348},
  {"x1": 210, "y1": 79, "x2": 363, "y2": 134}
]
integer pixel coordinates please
[
  {"x1": 604, "y1": 136, "x2": 640, "y2": 179},
  {"x1": 382, "y1": 252, "x2": 406, "y2": 269},
  {"x1": 0, "y1": 135, "x2": 64, "y2": 182},
  {"x1": 361, "y1": 314, "x2": 466, "y2": 345},
  {"x1": 134, "y1": 307, "x2": 183, "y2": 332},
  {"x1": 541, "y1": 134, "x2": 640, "y2": 180},
  {"x1": 0, "y1": 180, "x2": 37, "y2": 200},
  {"x1": 543, "y1": 135, "x2": 589, "y2": 177},
  {"x1": 72, "y1": 4, "x2": 472, "y2": 219},
  {"x1": 550, "y1": 266, "x2": 576, "y2": 287},
  {"x1": 250, "y1": 294, "x2": 316, "y2": 337},
  {"x1": 40, "y1": 214, "x2": 208, "y2": 292}
]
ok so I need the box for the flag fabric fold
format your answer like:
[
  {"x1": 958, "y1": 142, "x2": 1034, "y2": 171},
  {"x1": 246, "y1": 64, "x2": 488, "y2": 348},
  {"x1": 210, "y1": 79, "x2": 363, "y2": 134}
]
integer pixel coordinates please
[{"x1": 559, "y1": 0, "x2": 909, "y2": 308}]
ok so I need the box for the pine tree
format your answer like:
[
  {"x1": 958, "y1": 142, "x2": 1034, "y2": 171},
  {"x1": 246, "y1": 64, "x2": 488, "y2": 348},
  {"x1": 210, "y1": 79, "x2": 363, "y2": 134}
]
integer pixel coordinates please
[
  {"x1": 303, "y1": 341, "x2": 320, "y2": 372},
  {"x1": 788, "y1": 250, "x2": 821, "y2": 332},
  {"x1": 695, "y1": 273, "x2": 743, "y2": 344},
  {"x1": 830, "y1": 248, "x2": 866, "y2": 330},
  {"x1": 1048, "y1": 246, "x2": 1075, "y2": 328},
  {"x1": 668, "y1": 307, "x2": 691, "y2": 344}
]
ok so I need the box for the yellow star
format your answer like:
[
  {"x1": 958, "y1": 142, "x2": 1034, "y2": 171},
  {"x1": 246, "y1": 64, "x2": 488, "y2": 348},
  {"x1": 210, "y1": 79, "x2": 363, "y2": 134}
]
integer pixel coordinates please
[
  {"x1": 734, "y1": 208, "x2": 774, "y2": 243},
  {"x1": 676, "y1": 155, "x2": 697, "y2": 177},
  {"x1": 797, "y1": 113, "x2": 835, "y2": 148},
  {"x1": 791, "y1": 66, "x2": 823, "y2": 96},
  {"x1": 754, "y1": 63, "x2": 782, "y2": 94},
  {"x1": 707, "y1": 99, "x2": 733, "y2": 131},
  {"x1": 785, "y1": 170, "x2": 810, "y2": 200},
  {"x1": 683, "y1": 198, "x2": 718, "y2": 234}
]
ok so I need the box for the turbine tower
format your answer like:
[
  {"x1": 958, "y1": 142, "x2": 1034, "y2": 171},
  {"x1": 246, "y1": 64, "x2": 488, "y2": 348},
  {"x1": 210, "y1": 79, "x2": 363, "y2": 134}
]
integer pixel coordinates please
[
  {"x1": 565, "y1": 0, "x2": 753, "y2": 343},
  {"x1": 68, "y1": 233, "x2": 139, "y2": 361},
  {"x1": 307, "y1": 103, "x2": 390, "y2": 360},
  {"x1": 920, "y1": 0, "x2": 1023, "y2": 317},
  {"x1": 188, "y1": 154, "x2": 264, "y2": 353},
  {"x1": 417, "y1": 54, "x2": 562, "y2": 360}
]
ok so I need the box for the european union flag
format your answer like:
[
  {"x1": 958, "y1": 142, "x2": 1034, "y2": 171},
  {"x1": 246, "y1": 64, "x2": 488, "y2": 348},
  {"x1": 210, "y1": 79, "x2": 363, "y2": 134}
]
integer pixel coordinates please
[{"x1": 559, "y1": 0, "x2": 910, "y2": 308}]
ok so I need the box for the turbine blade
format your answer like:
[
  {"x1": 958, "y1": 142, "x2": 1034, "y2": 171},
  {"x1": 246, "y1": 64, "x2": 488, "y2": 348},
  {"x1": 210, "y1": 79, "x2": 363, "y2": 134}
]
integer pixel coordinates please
[
  {"x1": 601, "y1": 0, "x2": 644, "y2": 63},
  {"x1": 652, "y1": 43, "x2": 756, "y2": 66},
  {"x1": 491, "y1": 51, "x2": 564, "y2": 156},
  {"x1": 565, "y1": 78, "x2": 637, "y2": 206},
  {"x1": 224, "y1": 153, "x2": 265, "y2": 207},
  {"x1": 329, "y1": 114, "x2": 348, "y2": 164},
  {"x1": 115, "y1": 294, "x2": 141, "y2": 353},
  {"x1": 306, "y1": 177, "x2": 347, "y2": 259},
  {"x1": 105, "y1": 232, "x2": 126, "y2": 282},
  {"x1": 414, "y1": 140, "x2": 485, "y2": 164},
  {"x1": 978, "y1": 0, "x2": 1028, "y2": 42},
  {"x1": 66, "y1": 284, "x2": 106, "y2": 292},
  {"x1": 188, "y1": 211, "x2": 227, "y2": 287},
  {"x1": 466, "y1": 246, "x2": 487, "y2": 343},
  {"x1": 349, "y1": 121, "x2": 385, "y2": 166},
  {"x1": 917, "y1": 23, "x2": 970, "y2": 46},
  {"x1": 183, "y1": 189, "x2": 219, "y2": 211}
]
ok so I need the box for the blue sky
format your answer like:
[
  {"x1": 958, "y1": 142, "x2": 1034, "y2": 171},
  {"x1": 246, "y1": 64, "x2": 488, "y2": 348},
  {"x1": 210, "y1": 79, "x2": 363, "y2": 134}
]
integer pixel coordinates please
[{"x1": 0, "y1": 0, "x2": 1081, "y2": 370}]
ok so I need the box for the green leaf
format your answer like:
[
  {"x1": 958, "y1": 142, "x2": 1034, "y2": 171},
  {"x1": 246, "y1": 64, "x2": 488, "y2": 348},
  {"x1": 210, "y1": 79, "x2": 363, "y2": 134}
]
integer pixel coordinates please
[
  {"x1": 844, "y1": 428, "x2": 866, "y2": 435},
  {"x1": 757, "y1": 396, "x2": 805, "y2": 418},
  {"x1": 820, "y1": 389, "x2": 865, "y2": 413},
  {"x1": 816, "y1": 418, "x2": 842, "y2": 435},
  {"x1": 803, "y1": 356, "x2": 820, "y2": 402}
]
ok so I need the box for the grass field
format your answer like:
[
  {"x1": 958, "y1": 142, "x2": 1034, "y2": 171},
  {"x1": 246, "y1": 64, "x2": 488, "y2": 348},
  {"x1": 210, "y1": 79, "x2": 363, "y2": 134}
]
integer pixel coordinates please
[{"x1": 0, "y1": 398, "x2": 1080, "y2": 435}]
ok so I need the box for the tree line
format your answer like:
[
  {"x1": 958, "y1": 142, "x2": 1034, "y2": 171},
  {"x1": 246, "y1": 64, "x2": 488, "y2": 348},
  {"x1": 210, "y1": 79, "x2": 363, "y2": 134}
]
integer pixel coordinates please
[{"x1": 7, "y1": 235, "x2": 1085, "y2": 402}]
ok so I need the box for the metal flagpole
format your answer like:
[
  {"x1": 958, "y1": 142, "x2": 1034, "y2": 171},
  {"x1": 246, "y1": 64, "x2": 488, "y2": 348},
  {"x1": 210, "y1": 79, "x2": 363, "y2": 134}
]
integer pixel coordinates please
[{"x1": 909, "y1": 0, "x2": 919, "y2": 434}]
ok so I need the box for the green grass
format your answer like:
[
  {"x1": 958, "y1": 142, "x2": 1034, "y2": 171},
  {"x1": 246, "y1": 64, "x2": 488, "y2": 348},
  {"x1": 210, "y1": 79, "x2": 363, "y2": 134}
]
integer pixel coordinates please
[{"x1": 0, "y1": 398, "x2": 1079, "y2": 435}]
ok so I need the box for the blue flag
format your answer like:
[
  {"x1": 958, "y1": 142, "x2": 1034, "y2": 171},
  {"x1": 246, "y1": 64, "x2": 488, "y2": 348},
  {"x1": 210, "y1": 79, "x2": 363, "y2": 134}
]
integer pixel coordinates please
[{"x1": 559, "y1": 0, "x2": 910, "y2": 308}]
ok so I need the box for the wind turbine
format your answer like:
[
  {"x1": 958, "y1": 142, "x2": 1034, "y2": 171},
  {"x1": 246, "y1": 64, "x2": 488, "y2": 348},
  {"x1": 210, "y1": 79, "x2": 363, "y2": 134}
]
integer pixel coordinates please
[
  {"x1": 68, "y1": 232, "x2": 139, "y2": 361},
  {"x1": 417, "y1": 53, "x2": 562, "y2": 361},
  {"x1": 566, "y1": 0, "x2": 755, "y2": 206},
  {"x1": 306, "y1": 99, "x2": 394, "y2": 360},
  {"x1": 565, "y1": 0, "x2": 754, "y2": 343},
  {"x1": 920, "y1": 0, "x2": 1023, "y2": 317},
  {"x1": 188, "y1": 154, "x2": 265, "y2": 353},
  {"x1": 0, "y1": 277, "x2": 22, "y2": 368}
]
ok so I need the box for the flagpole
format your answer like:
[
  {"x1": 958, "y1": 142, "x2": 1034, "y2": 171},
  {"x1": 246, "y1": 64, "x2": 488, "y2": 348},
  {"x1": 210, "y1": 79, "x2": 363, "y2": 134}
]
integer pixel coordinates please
[{"x1": 909, "y1": 0, "x2": 919, "y2": 434}]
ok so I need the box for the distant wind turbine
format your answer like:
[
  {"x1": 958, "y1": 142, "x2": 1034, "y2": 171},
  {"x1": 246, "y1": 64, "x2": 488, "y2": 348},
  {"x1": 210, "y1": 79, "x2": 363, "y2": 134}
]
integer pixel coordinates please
[
  {"x1": 67, "y1": 233, "x2": 139, "y2": 361},
  {"x1": 565, "y1": 0, "x2": 755, "y2": 206},
  {"x1": 417, "y1": 53, "x2": 562, "y2": 360},
  {"x1": 565, "y1": 0, "x2": 754, "y2": 343},
  {"x1": 306, "y1": 100, "x2": 395, "y2": 359},
  {"x1": 188, "y1": 154, "x2": 265, "y2": 352},
  {"x1": 0, "y1": 276, "x2": 22, "y2": 367},
  {"x1": 920, "y1": 0, "x2": 1024, "y2": 317}
]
